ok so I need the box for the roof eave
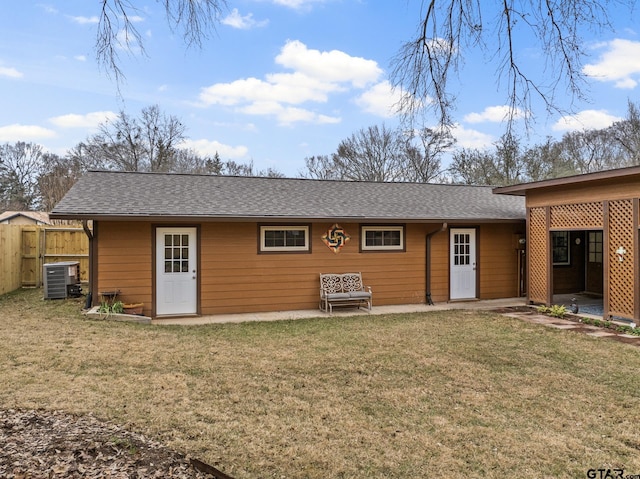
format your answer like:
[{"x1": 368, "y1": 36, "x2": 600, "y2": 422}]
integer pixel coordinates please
[
  {"x1": 49, "y1": 212, "x2": 525, "y2": 223},
  {"x1": 494, "y1": 165, "x2": 640, "y2": 196}
]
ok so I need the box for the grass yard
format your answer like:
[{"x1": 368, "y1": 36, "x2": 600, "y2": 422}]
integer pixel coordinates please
[{"x1": 1, "y1": 288, "x2": 640, "y2": 478}]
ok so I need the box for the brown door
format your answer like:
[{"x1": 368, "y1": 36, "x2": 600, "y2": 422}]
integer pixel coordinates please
[{"x1": 586, "y1": 231, "x2": 603, "y2": 295}]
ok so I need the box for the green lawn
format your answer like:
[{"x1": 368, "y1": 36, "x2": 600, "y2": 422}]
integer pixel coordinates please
[{"x1": 1, "y1": 288, "x2": 639, "y2": 478}]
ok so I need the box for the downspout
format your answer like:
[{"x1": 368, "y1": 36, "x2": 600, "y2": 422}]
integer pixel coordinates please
[
  {"x1": 82, "y1": 220, "x2": 94, "y2": 309},
  {"x1": 426, "y1": 223, "x2": 448, "y2": 305}
]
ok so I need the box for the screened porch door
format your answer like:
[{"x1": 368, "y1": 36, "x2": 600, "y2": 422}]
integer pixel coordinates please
[
  {"x1": 450, "y1": 228, "x2": 477, "y2": 300},
  {"x1": 156, "y1": 227, "x2": 197, "y2": 315}
]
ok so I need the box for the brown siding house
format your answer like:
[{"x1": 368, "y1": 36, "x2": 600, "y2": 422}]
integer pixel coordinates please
[{"x1": 51, "y1": 171, "x2": 526, "y2": 318}]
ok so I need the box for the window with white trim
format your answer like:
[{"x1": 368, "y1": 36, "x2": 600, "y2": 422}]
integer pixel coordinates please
[
  {"x1": 361, "y1": 225, "x2": 405, "y2": 251},
  {"x1": 259, "y1": 225, "x2": 310, "y2": 252}
]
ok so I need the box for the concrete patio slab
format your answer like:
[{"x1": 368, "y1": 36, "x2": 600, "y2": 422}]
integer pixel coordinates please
[{"x1": 152, "y1": 297, "x2": 528, "y2": 325}]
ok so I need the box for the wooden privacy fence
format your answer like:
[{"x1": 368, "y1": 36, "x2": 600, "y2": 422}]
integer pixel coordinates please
[{"x1": 0, "y1": 225, "x2": 89, "y2": 295}]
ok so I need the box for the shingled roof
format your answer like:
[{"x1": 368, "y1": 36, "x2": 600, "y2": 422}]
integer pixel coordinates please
[{"x1": 51, "y1": 170, "x2": 526, "y2": 222}]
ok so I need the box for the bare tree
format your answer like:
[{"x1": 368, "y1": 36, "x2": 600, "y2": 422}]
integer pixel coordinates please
[
  {"x1": 38, "y1": 153, "x2": 84, "y2": 211},
  {"x1": 333, "y1": 124, "x2": 406, "y2": 182},
  {"x1": 558, "y1": 128, "x2": 626, "y2": 174},
  {"x1": 449, "y1": 134, "x2": 529, "y2": 186},
  {"x1": 493, "y1": 133, "x2": 526, "y2": 185},
  {"x1": 0, "y1": 142, "x2": 45, "y2": 210},
  {"x1": 449, "y1": 125, "x2": 634, "y2": 186},
  {"x1": 65, "y1": 143, "x2": 109, "y2": 172},
  {"x1": 301, "y1": 155, "x2": 342, "y2": 180},
  {"x1": 97, "y1": 0, "x2": 226, "y2": 81},
  {"x1": 521, "y1": 138, "x2": 572, "y2": 181},
  {"x1": 222, "y1": 159, "x2": 284, "y2": 177},
  {"x1": 612, "y1": 100, "x2": 640, "y2": 165},
  {"x1": 255, "y1": 167, "x2": 286, "y2": 178},
  {"x1": 302, "y1": 124, "x2": 451, "y2": 182},
  {"x1": 401, "y1": 127, "x2": 453, "y2": 182},
  {"x1": 171, "y1": 149, "x2": 224, "y2": 174},
  {"x1": 82, "y1": 105, "x2": 186, "y2": 172},
  {"x1": 391, "y1": 1, "x2": 634, "y2": 130},
  {"x1": 223, "y1": 160, "x2": 256, "y2": 176},
  {"x1": 449, "y1": 148, "x2": 500, "y2": 186}
]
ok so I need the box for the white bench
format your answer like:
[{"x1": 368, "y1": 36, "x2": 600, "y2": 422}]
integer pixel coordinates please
[{"x1": 319, "y1": 273, "x2": 372, "y2": 313}]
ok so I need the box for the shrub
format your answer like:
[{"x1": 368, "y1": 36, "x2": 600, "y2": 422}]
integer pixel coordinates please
[
  {"x1": 536, "y1": 304, "x2": 567, "y2": 318},
  {"x1": 98, "y1": 300, "x2": 124, "y2": 316},
  {"x1": 548, "y1": 305, "x2": 567, "y2": 318}
]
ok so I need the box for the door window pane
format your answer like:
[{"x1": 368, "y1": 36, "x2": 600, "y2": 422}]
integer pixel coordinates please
[
  {"x1": 454, "y1": 233, "x2": 471, "y2": 265},
  {"x1": 164, "y1": 234, "x2": 190, "y2": 273},
  {"x1": 588, "y1": 231, "x2": 603, "y2": 263}
]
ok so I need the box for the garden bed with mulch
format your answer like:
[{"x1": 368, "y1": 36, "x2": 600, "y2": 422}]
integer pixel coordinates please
[{"x1": 0, "y1": 409, "x2": 231, "y2": 479}]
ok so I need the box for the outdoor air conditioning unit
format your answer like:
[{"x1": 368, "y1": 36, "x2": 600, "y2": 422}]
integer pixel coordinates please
[{"x1": 43, "y1": 261, "x2": 81, "y2": 300}]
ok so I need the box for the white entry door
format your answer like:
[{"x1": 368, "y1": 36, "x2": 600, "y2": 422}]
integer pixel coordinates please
[
  {"x1": 450, "y1": 228, "x2": 477, "y2": 300},
  {"x1": 156, "y1": 227, "x2": 197, "y2": 315}
]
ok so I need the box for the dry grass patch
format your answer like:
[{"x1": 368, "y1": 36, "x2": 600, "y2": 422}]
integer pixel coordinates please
[{"x1": 1, "y1": 288, "x2": 640, "y2": 478}]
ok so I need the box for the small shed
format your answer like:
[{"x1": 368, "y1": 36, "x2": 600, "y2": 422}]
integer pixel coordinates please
[{"x1": 0, "y1": 211, "x2": 51, "y2": 225}]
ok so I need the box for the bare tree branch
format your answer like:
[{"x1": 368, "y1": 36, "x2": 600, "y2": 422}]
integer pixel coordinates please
[
  {"x1": 96, "y1": 0, "x2": 226, "y2": 82},
  {"x1": 391, "y1": 0, "x2": 636, "y2": 130}
]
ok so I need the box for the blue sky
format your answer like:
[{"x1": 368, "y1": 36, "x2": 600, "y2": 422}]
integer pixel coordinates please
[{"x1": 1, "y1": 1, "x2": 640, "y2": 176}]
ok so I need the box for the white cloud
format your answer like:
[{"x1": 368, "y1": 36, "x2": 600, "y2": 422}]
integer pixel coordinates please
[
  {"x1": 450, "y1": 124, "x2": 494, "y2": 149},
  {"x1": 355, "y1": 81, "x2": 402, "y2": 117},
  {"x1": 39, "y1": 4, "x2": 59, "y2": 14},
  {"x1": 583, "y1": 39, "x2": 640, "y2": 89},
  {"x1": 316, "y1": 113, "x2": 342, "y2": 124},
  {"x1": 552, "y1": 110, "x2": 622, "y2": 132},
  {"x1": 0, "y1": 124, "x2": 56, "y2": 141},
  {"x1": 0, "y1": 66, "x2": 23, "y2": 79},
  {"x1": 198, "y1": 40, "x2": 378, "y2": 125},
  {"x1": 464, "y1": 105, "x2": 526, "y2": 123},
  {"x1": 200, "y1": 75, "x2": 337, "y2": 106},
  {"x1": 222, "y1": 8, "x2": 268, "y2": 29},
  {"x1": 181, "y1": 139, "x2": 248, "y2": 159},
  {"x1": 68, "y1": 15, "x2": 99, "y2": 25},
  {"x1": 272, "y1": 0, "x2": 326, "y2": 9},
  {"x1": 276, "y1": 107, "x2": 340, "y2": 125},
  {"x1": 74, "y1": 55, "x2": 87, "y2": 62},
  {"x1": 276, "y1": 40, "x2": 381, "y2": 88},
  {"x1": 48, "y1": 111, "x2": 117, "y2": 129},
  {"x1": 266, "y1": 72, "x2": 343, "y2": 102},
  {"x1": 239, "y1": 101, "x2": 340, "y2": 125}
]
